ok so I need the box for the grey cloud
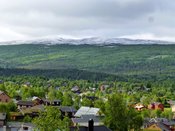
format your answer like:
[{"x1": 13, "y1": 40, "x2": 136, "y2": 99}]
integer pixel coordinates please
[{"x1": 0, "y1": 0, "x2": 174, "y2": 41}]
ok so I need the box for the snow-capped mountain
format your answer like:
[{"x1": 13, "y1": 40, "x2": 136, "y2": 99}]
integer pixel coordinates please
[{"x1": 0, "y1": 37, "x2": 173, "y2": 45}]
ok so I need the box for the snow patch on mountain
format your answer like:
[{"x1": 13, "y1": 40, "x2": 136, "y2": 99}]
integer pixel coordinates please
[{"x1": 0, "y1": 37, "x2": 173, "y2": 45}]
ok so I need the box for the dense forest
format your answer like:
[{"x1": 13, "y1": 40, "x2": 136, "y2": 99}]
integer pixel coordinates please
[{"x1": 1, "y1": 44, "x2": 175, "y2": 82}]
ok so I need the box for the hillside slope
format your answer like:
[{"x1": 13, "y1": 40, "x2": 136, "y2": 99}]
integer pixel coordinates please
[{"x1": 1, "y1": 44, "x2": 175, "y2": 78}]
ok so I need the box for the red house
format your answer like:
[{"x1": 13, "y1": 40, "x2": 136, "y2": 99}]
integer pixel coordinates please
[
  {"x1": 0, "y1": 91, "x2": 11, "y2": 103},
  {"x1": 148, "y1": 102, "x2": 164, "y2": 111}
]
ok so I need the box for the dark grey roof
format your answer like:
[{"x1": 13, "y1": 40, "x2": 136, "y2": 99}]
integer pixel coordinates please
[
  {"x1": 59, "y1": 106, "x2": 77, "y2": 113},
  {"x1": 52, "y1": 100, "x2": 61, "y2": 102},
  {"x1": 163, "y1": 121, "x2": 175, "y2": 126},
  {"x1": 17, "y1": 101, "x2": 34, "y2": 106},
  {"x1": 0, "y1": 113, "x2": 6, "y2": 120},
  {"x1": 157, "y1": 122, "x2": 171, "y2": 131},
  {"x1": 42, "y1": 99, "x2": 61, "y2": 103},
  {"x1": 70, "y1": 125, "x2": 111, "y2": 131},
  {"x1": 72, "y1": 115, "x2": 101, "y2": 123}
]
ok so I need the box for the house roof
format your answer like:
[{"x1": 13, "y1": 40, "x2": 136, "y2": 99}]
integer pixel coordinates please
[
  {"x1": 75, "y1": 107, "x2": 100, "y2": 117},
  {"x1": 0, "y1": 91, "x2": 9, "y2": 96},
  {"x1": 168, "y1": 100, "x2": 175, "y2": 106},
  {"x1": 0, "y1": 91, "x2": 4, "y2": 95},
  {"x1": 20, "y1": 105, "x2": 44, "y2": 115},
  {"x1": 157, "y1": 122, "x2": 171, "y2": 131},
  {"x1": 70, "y1": 125, "x2": 111, "y2": 131},
  {"x1": 0, "y1": 113, "x2": 6, "y2": 120},
  {"x1": 86, "y1": 96, "x2": 98, "y2": 101},
  {"x1": 59, "y1": 106, "x2": 77, "y2": 113},
  {"x1": 148, "y1": 118, "x2": 168, "y2": 123},
  {"x1": 71, "y1": 86, "x2": 80, "y2": 92},
  {"x1": 7, "y1": 122, "x2": 35, "y2": 128},
  {"x1": 52, "y1": 100, "x2": 61, "y2": 102},
  {"x1": 135, "y1": 104, "x2": 144, "y2": 109},
  {"x1": 72, "y1": 115, "x2": 101, "y2": 123},
  {"x1": 42, "y1": 99, "x2": 61, "y2": 103},
  {"x1": 17, "y1": 101, "x2": 34, "y2": 106},
  {"x1": 143, "y1": 118, "x2": 173, "y2": 131},
  {"x1": 163, "y1": 121, "x2": 175, "y2": 126},
  {"x1": 150, "y1": 102, "x2": 163, "y2": 106},
  {"x1": 32, "y1": 96, "x2": 41, "y2": 101}
]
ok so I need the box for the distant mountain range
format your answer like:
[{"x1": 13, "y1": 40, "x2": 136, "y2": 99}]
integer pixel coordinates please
[{"x1": 0, "y1": 37, "x2": 174, "y2": 45}]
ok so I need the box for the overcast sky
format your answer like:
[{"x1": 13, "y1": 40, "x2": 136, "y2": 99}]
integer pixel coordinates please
[{"x1": 0, "y1": 0, "x2": 175, "y2": 42}]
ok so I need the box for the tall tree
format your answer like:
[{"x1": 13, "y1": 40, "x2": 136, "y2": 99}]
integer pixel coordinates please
[
  {"x1": 103, "y1": 94, "x2": 143, "y2": 131},
  {"x1": 62, "y1": 92, "x2": 73, "y2": 106},
  {"x1": 33, "y1": 106, "x2": 67, "y2": 131}
]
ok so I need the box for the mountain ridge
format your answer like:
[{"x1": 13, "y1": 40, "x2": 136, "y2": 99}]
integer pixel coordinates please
[{"x1": 0, "y1": 37, "x2": 174, "y2": 45}]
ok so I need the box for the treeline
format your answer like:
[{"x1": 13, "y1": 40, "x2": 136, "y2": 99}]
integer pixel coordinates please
[
  {"x1": 0, "y1": 68, "x2": 121, "y2": 81},
  {"x1": 0, "y1": 68, "x2": 175, "y2": 83}
]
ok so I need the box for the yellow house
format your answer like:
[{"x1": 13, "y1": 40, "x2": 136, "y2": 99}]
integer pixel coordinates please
[
  {"x1": 144, "y1": 123, "x2": 171, "y2": 131},
  {"x1": 144, "y1": 123, "x2": 162, "y2": 131}
]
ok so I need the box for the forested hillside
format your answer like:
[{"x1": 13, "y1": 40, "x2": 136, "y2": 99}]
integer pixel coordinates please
[{"x1": 1, "y1": 44, "x2": 175, "y2": 81}]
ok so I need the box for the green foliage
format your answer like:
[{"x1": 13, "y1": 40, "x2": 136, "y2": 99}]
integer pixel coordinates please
[
  {"x1": 33, "y1": 106, "x2": 68, "y2": 131},
  {"x1": 23, "y1": 115, "x2": 32, "y2": 122},
  {"x1": 0, "y1": 102, "x2": 16, "y2": 113},
  {"x1": 161, "y1": 108, "x2": 173, "y2": 119},
  {"x1": 103, "y1": 94, "x2": 143, "y2": 131},
  {"x1": 62, "y1": 92, "x2": 73, "y2": 106},
  {"x1": 1, "y1": 44, "x2": 175, "y2": 81},
  {"x1": 0, "y1": 103, "x2": 9, "y2": 112},
  {"x1": 81, "y1": 98, "x2": 93, "y2": 107}
]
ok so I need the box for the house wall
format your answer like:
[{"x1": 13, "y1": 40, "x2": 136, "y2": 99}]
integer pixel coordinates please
[
  {"x1": 0, "y1": 121, "x2": 4, "y2": 126},
  {"x1": 155, "y1": 104, "x2": 164, "y2": 111},
  {"x1": 0, "y1": 93, "x2": 11, "y2": 103},
  {"x1": 172, "y1": 105, "x2": 175, "y2": 112},
  {"x1": 144, "y1": 124, "x2": 162, "y2": 131}
]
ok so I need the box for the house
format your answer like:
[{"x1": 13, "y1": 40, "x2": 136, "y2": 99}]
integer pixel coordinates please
[
  {"x1": 32, "y1": 96, "x2": 44, "y2": 105},
  {"x1": 0, "y1": 91, "x2": 11, "y2": 103},
  {"x1": 0, "y1": 113, "x2": 6, "y2": 126},
  {"x1": 59, "y1": 106, "x2": 77, "y2": 118},
  {"x1": 43, "y1": 99, "x2": 61, "y2": 106},
  {"x1": 70, "y1": 125, "x2": 112, "y2": 131},
  {"x1": 23, "y1": 82, "x2": 31, "y2": 87},
  {"x1": 0, "y1": 80, "x2": 3, "y2": 84},
  {"x1": 134, "y1": 103, "x2": 145, "y2": 111},
  {"x1": 144, "y1": 123, "x2": 171, "y2": 131},
  {"x1": 99, "y1": 85, "x2": 109, "y2": 92},
  {"x1": 74, "y1": 106, "x2": 100, "y2": 117},
  {"x1": 17, "y1": 101, "x2": 35, "y2": 109},
  {"x1": 71, "y1": 86, "x2": 81, "y2": 94},
  {"x1": 70, "y1": 119, "x2": 111, "y2": 131},
  {"x1": 148, "y1": 102, "x2": 164, "y2": 111},
  {"x1": 10, "y1": 112, "x2": 24, "y2": 121},
  {"x1": 6, "y1": 122, "x2": 35, "y2": 131},
  {"x1": 72, "y1": 115, "x2": 103, "y2": 126},
  {"x1": 86, "y1": 96, "x2": 98, "y2": 101},
  {"x1": 168, "y1": 100, "x2": 175, "y2": 114},
  {"x1": 143, "y1": 118, "x2": 175, "y2": 131},
  {"x1": 134, "y1": 86, "x2": 150, "y2": 92},
  {"x1": 20, "y1": 105, "x2": 45, "y2": 118}
]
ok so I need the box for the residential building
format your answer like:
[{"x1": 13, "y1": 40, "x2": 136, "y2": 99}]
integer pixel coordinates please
[
  {"x1": 0, "y1": 113, "x2": 6, "y2": 127},
  {"x1": 72, "y1": 115, "x2": 103, "y2": 126},
  {"x1": 148, "y1": 102, "x2": 164, "y2": 111},
  {"x1": 17, "y1": 101, "x2": 35, "y2": 109},
  {"x1": 0, "y1": 91, "x2": 11, "y2": 103},
  {"x1": 74, "y1": 106, "x2": 100, "y2": 117}
]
